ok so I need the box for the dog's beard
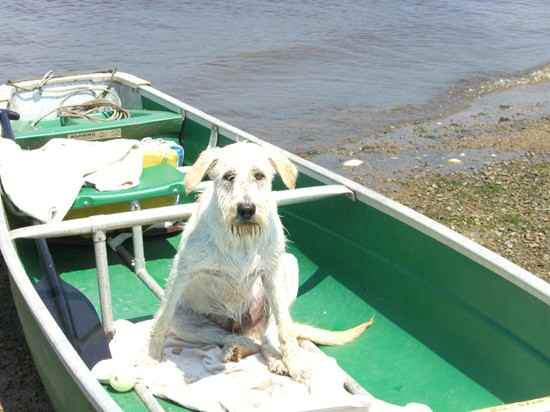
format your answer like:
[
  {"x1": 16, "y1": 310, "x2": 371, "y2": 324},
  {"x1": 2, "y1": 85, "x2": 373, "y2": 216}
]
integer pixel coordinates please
[
  {"x1": 230, "y1": 222, "x2": 263, "y2": 238},
  {"x1": 215, "y1": 196, "x2": 268, "y2": 238}
]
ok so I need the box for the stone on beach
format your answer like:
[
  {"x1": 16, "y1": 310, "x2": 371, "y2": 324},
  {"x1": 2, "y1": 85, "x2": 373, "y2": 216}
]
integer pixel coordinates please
[{"x1": 343, "y1": 159, "x2": 363, "y2": 167}]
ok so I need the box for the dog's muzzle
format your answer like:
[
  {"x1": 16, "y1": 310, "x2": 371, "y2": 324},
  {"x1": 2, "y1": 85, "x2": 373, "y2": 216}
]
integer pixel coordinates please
[
  {"x1": 237, "y1": 202, "x2": 256, "y2": 220},
  {"x1": 231, "y1": 202, "x2": 262, "y2": 237}
]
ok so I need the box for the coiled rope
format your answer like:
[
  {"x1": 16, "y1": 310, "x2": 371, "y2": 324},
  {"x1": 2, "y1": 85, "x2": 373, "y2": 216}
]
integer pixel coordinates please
[
  {"x1": 31, "y1": 98, "x2": 130, "y2": 128},
  {"x1": 16, "y1": 69, "x2": 131, "y2": 128}
]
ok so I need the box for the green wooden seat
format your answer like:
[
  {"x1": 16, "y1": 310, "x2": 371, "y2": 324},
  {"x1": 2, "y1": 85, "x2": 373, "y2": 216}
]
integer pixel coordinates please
[
  {"x1": 72, "y1": 164, "x2": 185, "y2": 209},
  {"x1": 13, "y1": 109, "x2": 183, "y2": 148}
]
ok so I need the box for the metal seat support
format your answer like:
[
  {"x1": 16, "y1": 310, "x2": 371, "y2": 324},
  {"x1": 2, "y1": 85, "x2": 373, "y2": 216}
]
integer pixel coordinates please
[
  {"x1": 130, "y1": 201, "x2": 164, "y2": 299},
  {"x1": 93, "y1": 230, "x2": 114, "y2": 339}
]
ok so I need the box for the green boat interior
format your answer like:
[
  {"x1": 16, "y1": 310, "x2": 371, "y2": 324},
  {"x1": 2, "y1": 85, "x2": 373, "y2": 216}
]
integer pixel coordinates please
[{"x1": 4, "y1": 78, "x2": 549, "y2": 412}]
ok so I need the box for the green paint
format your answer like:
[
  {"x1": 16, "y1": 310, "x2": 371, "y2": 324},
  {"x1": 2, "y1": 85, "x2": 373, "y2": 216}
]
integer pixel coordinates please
[{"x1": 179, "y1": 118, "x2": 210, "y2": 163}]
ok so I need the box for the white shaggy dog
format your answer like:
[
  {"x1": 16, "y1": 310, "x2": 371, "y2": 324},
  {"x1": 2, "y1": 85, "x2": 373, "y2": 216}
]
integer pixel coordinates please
[{"x1": 148, "y1": 142, "x2": 370, "y2": 381}]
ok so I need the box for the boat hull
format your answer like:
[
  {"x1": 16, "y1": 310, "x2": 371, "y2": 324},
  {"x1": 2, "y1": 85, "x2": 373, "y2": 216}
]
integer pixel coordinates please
[
  {"x1": 11, "y1": 282, "x2": 96, "y2": 412},
  {"x1": 1, "y1": 71, "x2": 548, "y2": 412}
]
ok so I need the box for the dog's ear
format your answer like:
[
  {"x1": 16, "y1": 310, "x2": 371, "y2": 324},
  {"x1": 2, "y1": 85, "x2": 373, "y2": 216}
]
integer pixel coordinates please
[
  {"x1": 184, "y1": 149, "x2": 218, "y2": 194},
  {"x1": 269, "y1": 151, "x2": 298, "y2": 189}
]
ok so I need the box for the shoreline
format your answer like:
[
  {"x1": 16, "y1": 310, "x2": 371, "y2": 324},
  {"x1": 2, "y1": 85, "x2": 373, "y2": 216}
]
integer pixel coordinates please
[
  {"x1": 297, "y1": 67, "x2": 550, "y2": 193},
  {"x1": 227, "y1": 62, "x2": 550, "y2": 164}
]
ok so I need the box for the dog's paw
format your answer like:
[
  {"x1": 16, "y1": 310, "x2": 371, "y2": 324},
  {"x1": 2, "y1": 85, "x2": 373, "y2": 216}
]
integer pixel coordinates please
[
  {"x1": 266, "y1": 357, "x2": 289, "y2": 376},
  {"x1": 222, "y1": 340, "x2": 260, "y2": 362},
  {"x1": 222, "y1": 344, "x2": 243, "y2": 363}
]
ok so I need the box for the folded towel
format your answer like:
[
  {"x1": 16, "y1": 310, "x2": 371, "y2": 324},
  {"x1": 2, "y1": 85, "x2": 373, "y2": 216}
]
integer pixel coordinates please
[
  {"x1": 93, "y1": 320, "x2": 432, "y2": 412},
  {"x1": 0, "y1": 138, "x2": 143, "y2": 222}
]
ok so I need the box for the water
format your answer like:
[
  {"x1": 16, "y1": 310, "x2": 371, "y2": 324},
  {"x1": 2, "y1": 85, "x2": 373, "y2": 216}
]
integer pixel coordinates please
[{"x1": 2, "y1": 1, "x2": 550, "y2": 152}]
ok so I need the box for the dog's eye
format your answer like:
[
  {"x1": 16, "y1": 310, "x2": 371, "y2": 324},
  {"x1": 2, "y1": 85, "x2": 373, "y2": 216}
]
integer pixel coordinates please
[
  {"x1": 254, "y1": 172, "x2": 265, "y2": 181},
  {"x1": 223, "y1": 172, "x2": 235, "y2": 182}
]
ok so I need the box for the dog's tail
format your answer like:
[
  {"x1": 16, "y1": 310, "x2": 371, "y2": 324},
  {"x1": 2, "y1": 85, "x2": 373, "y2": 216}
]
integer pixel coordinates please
[{"x1": 292, "y1": 318, "x2": 373, "y2": 346}]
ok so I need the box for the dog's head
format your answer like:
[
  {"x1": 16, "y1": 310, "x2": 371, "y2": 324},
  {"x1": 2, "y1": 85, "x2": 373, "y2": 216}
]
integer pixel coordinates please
[{"x1": 184, "y1": 142, "x2": 297, "y2": 237}]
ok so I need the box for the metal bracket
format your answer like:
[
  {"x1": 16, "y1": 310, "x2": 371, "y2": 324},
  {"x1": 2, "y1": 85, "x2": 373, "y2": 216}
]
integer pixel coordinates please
[
  {"x1": 208, "y1": 125, "x2": 219, "y2": 148},
  {"x1": 178, "y1": 109, "x2": 186, "y2": 143}
]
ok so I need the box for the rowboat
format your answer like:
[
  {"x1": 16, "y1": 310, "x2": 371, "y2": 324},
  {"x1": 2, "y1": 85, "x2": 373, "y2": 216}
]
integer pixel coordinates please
[{"x1": 0, "y1": 70, "x2": 548, "y2": 412}]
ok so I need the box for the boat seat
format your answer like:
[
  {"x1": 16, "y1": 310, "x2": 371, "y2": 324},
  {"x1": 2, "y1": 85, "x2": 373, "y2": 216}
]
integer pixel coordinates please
[
  {"x1": 12, "y1": 109, "x2": 183, "y2": 148},
  {"x1": 72, "y1": 164, "x2": 185, "y2": 210}
]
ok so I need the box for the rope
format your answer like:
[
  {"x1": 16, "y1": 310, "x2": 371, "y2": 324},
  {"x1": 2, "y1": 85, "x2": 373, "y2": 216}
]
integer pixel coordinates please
[
  {"x1": 8, "y1": 69, "x2": 128, "y2": 128},
  {"x1": 31, "y1": 98, "x2": 130, "y2": 128}
]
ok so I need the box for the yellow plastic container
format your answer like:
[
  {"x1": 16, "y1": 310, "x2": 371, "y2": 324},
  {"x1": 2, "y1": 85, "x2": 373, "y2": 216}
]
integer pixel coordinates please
[{"x1": 142, "y1": 146, "x2": 179, "y2": 168}]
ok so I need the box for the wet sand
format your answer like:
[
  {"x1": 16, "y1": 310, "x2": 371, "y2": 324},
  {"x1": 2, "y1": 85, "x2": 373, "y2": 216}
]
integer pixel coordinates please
[{"x1": 1, "y1": 73, "x2": 549, "y2": 412}]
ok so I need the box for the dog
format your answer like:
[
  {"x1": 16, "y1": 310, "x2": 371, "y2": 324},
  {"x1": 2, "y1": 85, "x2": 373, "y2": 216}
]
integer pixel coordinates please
[{"x1": 148, "y1": 142, "x2": 371, "y2": 381}]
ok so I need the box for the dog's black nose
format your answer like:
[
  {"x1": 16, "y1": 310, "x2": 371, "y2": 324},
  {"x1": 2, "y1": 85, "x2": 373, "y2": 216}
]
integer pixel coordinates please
[{"x1": 237, "y1": 203, "x2": 256, "y2": 220}]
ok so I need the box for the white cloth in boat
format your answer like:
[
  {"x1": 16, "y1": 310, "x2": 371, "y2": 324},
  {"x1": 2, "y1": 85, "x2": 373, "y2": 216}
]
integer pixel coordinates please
[
  {"x1": 94, "y1": 320, "x2": 432, "y2": 412},
  {"x1": 0, "y1": 138, "x2": 142, "y2": 222}
]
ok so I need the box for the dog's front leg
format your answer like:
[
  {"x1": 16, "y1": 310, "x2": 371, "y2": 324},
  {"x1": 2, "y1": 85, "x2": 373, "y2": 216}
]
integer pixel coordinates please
[
  {"x1": 262, "y1": 254, "x2": 310, "y2": 382},
  {"x1": 149, "y1": 260, "x2": 189, "y2": 360}
]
